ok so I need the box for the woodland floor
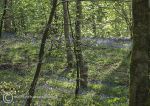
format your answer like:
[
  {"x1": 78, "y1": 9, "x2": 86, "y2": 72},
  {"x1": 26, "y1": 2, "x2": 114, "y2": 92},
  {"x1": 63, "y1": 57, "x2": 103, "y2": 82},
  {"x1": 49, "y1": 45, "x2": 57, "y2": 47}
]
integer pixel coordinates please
[{"x1": 0, "y1": 33, "x2": 131, "y2": 106}]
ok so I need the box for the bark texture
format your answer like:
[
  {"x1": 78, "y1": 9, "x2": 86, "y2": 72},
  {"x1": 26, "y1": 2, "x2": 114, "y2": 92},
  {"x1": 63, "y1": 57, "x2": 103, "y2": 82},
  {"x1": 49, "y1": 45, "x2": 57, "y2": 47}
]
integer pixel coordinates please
[
  {"x1": 75, "y1": 0, "x2": 88, "y2": 89},
  {"x1": 129, "y1": 0, "x2": 150, "y2": 106},
  {"x1": 62, "y1": 0, "x2": 74, "y2": 69},
  {"x1": 25, "y1": 0, "x2": 57, "y2": 105},
  {"x1": 3, "y1": 0, "x2": 13, "y2": 32},
  {"x1": 0, "y1": 0, "x2": 7, "y2": 38}
]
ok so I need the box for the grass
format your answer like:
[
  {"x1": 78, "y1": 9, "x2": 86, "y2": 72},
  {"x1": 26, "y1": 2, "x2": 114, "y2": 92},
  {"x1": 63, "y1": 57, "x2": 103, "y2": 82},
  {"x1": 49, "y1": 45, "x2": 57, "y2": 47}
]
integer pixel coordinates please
[{"x1": 0, "y1": 37, "x2": 130, "y2": 105}]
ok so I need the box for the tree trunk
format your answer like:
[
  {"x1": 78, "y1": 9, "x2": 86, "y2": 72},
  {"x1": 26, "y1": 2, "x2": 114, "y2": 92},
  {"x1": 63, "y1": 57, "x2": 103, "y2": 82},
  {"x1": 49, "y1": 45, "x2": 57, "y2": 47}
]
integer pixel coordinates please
[
  {"x1": 148, "y1": 0, "x2": 150, "y2": 105},
  {"x1": 92, "y1": 2, "x2": 96, "y2": 36},
  {"x1": 75, "y1": 0, "x2": 88, "y2": 89},
  {"x1": 25, "y1": 0, "x2": 57, "y2": 105},
  {"x1": 62, "y1": 0, "x2": 74, "y2": 69},
  {"x1": 0, "y1": 0, "x2": 7, "y2": 38},
  {"x1": 129, "y1": 0, "x2": 149, "y2": 106},
  {"x1": 92, "y1": 15, "x2": 96, "y2": 36},
  {"x1": 3, "y1": 0, "x2": 13, "y2": 32}
]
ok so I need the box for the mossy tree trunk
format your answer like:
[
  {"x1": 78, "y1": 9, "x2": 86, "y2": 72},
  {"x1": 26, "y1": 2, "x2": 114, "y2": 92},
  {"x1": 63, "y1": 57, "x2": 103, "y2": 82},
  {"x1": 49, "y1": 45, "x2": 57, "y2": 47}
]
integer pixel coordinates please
[
  {"x1": 25, "y1": 0, "x2": 58, "y2": 105},
  {"x1": 0, "y1": 0, "x2": 7, "y2": 38},
  {"x1": 129, "y1": 0, "x2": 149, "y2": 106},
  {"x1": 75, "y1": 0, "x2": 88, "y2": 89},
  {"x1": 92, "y1": 2, "x2": 96, "y2": 36},
  {"x1": 62, "y1": 0, "x2": 74, "y2": 69},
  {"x1": 3, "y1": 0, "x2": 13, "y2": 32}
]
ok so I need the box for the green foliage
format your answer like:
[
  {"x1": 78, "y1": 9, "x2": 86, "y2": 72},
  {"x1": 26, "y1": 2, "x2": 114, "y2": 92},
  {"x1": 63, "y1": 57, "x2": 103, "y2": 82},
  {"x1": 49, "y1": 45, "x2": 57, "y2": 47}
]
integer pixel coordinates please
[
  {"x1": 11, "y1": 0, "x2": 50, "y2": 34},
  {"x1": 0, "y1": 0, "x2": 131, "y2": 37}
]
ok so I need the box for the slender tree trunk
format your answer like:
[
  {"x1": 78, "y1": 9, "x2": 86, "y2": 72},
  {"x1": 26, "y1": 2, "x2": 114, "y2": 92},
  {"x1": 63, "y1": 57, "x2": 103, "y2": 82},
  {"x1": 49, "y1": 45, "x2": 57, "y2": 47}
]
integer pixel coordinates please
[
  {"x1": 4, "y1": 0, "x2": 13, "y2": 32},
  {"x1": 92, "y1": 15, "x2": 96, "y2": 36},
  {"x1": 148, "y1": 0, "x2": 150, "y2": 105},
  {"x1": 0, "y1": 0, "x2": 7, "y2": 38},
  {"x1": 92, "y1": 2, "x2": 96, "y2": 36},
  {"x1": 75, "y1": 0, "x2": 88, "y2": 89},
  {"x1": 25, "y1": 0, "x2": 57, "y2": 105},
  {"x1": 129, "y1": 0, "x2": 149, "y2": 106},
  {"x1": 62, "y1": 0, "x2": 74, "y2": 69},
  {"x1": 65, "y1": 2, "x2": 80, "y2": 96}
]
